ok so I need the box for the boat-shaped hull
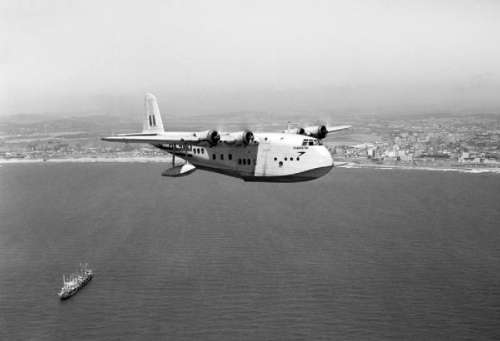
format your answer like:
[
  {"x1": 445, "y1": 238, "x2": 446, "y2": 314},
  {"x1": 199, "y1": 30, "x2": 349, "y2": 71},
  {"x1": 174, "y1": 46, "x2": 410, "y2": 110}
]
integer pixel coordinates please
[{"x1": 58, "y1": 271, "x2": 93, "y2": 300}]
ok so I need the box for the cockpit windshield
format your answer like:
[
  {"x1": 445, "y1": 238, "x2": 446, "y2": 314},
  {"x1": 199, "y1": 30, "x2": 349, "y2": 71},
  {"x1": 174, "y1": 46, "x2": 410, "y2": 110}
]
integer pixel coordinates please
[{"x1": 302, "y1": 138, "x2": 321, "y2": 146}]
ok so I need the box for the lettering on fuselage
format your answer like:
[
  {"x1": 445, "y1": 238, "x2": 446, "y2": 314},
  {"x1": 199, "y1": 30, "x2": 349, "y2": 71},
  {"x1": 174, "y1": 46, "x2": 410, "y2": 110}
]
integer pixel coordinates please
[{"x1": 161, "y1": 144, "x2": 193, "y2": 152}]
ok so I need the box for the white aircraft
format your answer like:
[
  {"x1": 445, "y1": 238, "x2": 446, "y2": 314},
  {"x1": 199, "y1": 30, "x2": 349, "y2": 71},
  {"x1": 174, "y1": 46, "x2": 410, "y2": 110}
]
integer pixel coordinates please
[{"x1": 102, "y1": 93, "x2": 351, "y2": 182}]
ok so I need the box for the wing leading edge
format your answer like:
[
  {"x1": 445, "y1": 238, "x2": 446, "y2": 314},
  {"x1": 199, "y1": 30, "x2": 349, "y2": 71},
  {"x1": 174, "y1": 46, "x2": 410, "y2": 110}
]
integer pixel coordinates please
[
  {"x1": 327, "y1": 125, "x2": 352, "y2": 133},
  {"x1": 102, "y1": 132, "x2": 211, "y2": 145}
]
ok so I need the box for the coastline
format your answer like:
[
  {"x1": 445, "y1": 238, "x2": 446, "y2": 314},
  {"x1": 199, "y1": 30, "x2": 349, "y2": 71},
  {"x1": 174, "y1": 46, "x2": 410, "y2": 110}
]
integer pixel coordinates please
[
  {"x1": 335, "y1": 161, "x2": 500, "y2": 174},
  {"x1": 0, "y1": 156, "x2": 172, "y2": 164},
  {"x1": 1, "y1": 157, "x2": 499, "y2": 174}
]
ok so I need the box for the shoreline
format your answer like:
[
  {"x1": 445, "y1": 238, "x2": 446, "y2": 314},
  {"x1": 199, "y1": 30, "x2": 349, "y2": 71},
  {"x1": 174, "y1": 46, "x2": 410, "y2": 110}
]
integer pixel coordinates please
[
  {"x1": 335, "y1": 162, "x2": 500, "y2": 174},
  {"x1": 1, "y1": 158, "x2": 499, "y2": 174},
  {"x1": 0, "y1": 157, "x2": 172, "y2": 164}
]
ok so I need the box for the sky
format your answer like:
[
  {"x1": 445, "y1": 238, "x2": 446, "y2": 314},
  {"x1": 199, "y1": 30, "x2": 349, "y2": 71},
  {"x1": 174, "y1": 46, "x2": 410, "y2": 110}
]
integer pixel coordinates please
[{"x1": 1, "y1": 0, "x2": 500, "y2": 117}]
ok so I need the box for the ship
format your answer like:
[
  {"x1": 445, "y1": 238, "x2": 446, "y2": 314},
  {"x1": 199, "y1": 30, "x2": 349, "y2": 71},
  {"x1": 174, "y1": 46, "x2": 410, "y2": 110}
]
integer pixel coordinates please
[{"x1": 58, "y1": 263, "x2": 93, "y2": 300}]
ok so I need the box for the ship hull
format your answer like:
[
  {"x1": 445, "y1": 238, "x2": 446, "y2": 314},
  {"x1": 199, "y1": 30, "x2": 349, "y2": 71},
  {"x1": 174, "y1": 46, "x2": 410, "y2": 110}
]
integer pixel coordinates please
[{"x1": 59, "y1": 273, "x2": 93, "y2": 300}]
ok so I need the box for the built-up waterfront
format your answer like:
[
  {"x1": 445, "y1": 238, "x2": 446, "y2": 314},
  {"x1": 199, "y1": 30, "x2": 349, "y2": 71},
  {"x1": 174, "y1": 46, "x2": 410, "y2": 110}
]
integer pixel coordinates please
[{"x1": 1, "y1": 113, "x2": 499, "y2": 170}]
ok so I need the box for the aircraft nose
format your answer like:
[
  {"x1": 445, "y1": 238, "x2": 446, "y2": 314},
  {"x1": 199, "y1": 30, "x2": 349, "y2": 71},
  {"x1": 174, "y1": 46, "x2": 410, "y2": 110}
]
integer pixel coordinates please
[{"x1": 318, "y1": 146, "x2": 334, "y2": 168}]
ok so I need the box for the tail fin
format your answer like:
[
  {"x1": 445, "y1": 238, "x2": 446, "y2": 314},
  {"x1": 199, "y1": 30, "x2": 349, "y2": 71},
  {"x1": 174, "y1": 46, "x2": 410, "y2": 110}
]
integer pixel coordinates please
[{"x1": 142, "y1": 93, "x2": 164, "y2": 133}]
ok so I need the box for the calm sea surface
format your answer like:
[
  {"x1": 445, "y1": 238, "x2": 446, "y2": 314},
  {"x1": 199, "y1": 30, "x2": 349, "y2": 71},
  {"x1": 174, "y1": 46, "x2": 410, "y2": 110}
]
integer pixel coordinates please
[{"x1": 0, "y1": 163, "x2": 499, "y2": 340}]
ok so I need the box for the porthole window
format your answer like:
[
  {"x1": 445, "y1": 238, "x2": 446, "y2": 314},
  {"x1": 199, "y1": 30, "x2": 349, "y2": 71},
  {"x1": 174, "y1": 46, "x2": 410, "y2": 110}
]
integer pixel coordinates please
[
  {"x1": 274, "y1": 157, "x2": 277, "y2": 161},
  {"x1": 284, "y1": 157, "x2": 287, "y2": 161},
  {"x1": 297, "y1": 157, "x2": 300, "y2": 161},
  {"x1": 290, "y1": 157, "x2": 294, "y2": 161}
]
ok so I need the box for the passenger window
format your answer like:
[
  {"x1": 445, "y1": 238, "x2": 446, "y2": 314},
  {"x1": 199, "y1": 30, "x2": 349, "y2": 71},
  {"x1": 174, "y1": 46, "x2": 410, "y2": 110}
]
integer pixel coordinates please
[
  {"x1": 279, "y1": 161, "x2": 283, "y2": 167},
  {"x1": 247, "y1": 159, "x2": 251, "y2": 165},
  {"x1": 229, "y1": 154, "x2": 232, "y2": 160},
  {"x1": 201, "y1": 149, "x2": 204, "y2": 154},
  {"x1": 243, "y1": 159, "x2": 246, "y2": 165},
  {"x1": 212, "y1": 154, "x2": 216, "y2": 160},
  {"x1": 284, "y1": 157, "x2": 287, "y2": 161},
  {"x1": 290, "y1": 157, "x2": 293, "y2": 161},
  {"x1": 309, "y1": 141, "x2": 314, "y2": 146},
  {"x1": 274, "y1": 157, "x2": 277, "y2": 161},
  {"x1": 297, "y1": 157, "x2": 300, "y2": 161},
  {"x1": 220, "y1": 154, "x2": 224, "y2": 160},
  {"x1": 238, "y1": 159, "x2": 241, "y2": 165}
]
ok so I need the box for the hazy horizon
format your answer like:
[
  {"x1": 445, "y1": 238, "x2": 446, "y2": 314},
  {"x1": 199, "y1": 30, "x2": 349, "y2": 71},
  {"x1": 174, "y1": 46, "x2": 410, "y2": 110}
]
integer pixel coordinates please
[{"x1": 2, "y1": 0, "x2": 500, "y2": 117}]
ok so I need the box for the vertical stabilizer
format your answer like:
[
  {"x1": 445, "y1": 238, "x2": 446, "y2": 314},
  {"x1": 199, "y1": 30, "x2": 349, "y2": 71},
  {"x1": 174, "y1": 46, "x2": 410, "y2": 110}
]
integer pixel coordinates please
[{"x1": 143, "y1": 93, "x2": 165, "y2": 133}]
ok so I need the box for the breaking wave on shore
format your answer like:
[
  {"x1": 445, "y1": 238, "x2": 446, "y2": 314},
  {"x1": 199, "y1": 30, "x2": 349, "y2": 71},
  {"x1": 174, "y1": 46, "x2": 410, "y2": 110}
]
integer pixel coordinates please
[
  {"x1": 337, "y1": 162, "x2": 500, "y2": 174},
  {"x1": 2, "y1": 158, "x2": 499, "y2": 174},
  {"x1": 0, "y1": 157, "x2": 172, "y2": 164}
]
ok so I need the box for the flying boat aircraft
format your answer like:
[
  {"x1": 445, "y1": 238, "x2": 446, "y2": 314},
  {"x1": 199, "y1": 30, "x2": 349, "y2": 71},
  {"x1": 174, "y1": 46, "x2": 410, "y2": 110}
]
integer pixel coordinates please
[{"x1": 102, "y1": 93, "x2": 351, "y2": 182}]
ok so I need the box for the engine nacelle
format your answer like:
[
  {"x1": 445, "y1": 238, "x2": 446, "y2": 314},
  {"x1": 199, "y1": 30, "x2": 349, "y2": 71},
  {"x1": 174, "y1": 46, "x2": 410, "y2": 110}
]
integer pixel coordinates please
[
  {"x1": 284, "y1": 127, "x2": 306, "y2": 135},
  {"x1": 225, "y1": 130, "x2": 255, "y2": 145},
  {"x1": 198, "y1": 130, "x2": 220, "y2": 146},
  {"x1": 304, "y1": 125, "x2": 328, "y2": 139}
]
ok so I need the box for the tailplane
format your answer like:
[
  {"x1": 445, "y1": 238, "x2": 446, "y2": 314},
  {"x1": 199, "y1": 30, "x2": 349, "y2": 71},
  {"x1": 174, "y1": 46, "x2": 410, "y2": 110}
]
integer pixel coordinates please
[{"x1": 143, "y1": 93, "x2": 164, "y2": 133}]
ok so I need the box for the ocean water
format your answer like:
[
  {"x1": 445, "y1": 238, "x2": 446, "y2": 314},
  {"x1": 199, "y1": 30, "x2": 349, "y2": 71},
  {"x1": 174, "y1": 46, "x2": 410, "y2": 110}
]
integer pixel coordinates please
[{"x1": 0, "y1": 163, "x2": 499, "y2": 340}]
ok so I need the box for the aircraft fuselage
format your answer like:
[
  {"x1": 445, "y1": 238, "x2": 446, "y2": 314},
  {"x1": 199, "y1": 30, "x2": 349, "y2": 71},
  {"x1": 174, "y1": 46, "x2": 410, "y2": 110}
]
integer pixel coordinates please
[{"x1": 159, "y1": 133, "x2": 333, "y2": 182}]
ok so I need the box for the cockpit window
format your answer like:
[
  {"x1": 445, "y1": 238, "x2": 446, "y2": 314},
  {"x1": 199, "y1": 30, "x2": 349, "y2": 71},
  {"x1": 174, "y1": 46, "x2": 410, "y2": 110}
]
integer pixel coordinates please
[{"x1": 302, "y1": 138, "x2": 320, "y2": 146}]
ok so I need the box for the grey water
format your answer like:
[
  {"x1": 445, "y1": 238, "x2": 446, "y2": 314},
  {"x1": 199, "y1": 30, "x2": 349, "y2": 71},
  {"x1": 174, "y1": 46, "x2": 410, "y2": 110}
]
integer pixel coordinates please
[{"x1": 0, "y1": 163, "x2": 499, "y2": 340}]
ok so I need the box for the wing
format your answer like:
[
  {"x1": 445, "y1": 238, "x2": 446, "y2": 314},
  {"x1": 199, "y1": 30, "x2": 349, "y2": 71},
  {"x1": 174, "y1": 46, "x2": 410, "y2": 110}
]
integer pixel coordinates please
[
  {"x1": 327, "y1": 125, "x2": 352, "y2": 133},
  {"x1": 103, "y1": 130, "x2": 258, "y2": 147},
  {"x1": 102, "y1": 131, "x2": 212, "y2": 145}
]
